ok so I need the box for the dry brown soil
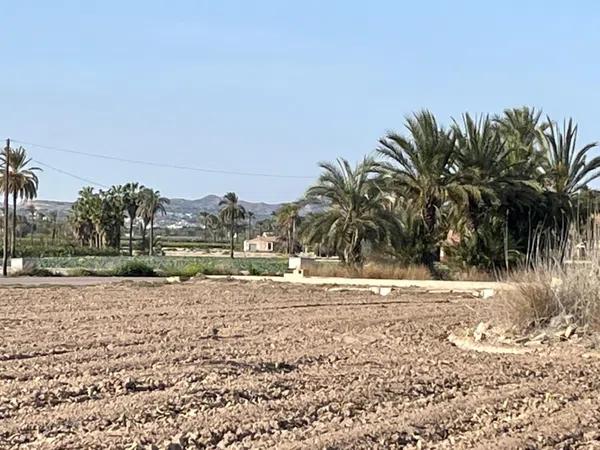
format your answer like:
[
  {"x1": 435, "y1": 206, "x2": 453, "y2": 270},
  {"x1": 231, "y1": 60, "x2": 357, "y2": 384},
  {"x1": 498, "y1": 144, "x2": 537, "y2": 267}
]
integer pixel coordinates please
[{"x1": 1, "y1": 280, "x2": 599, "y2": 449}]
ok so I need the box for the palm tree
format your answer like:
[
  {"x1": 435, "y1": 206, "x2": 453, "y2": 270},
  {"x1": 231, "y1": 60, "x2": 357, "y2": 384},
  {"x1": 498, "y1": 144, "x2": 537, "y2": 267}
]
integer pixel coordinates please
[
  {"x1": 49, "y1": 211, "x2": 58, "y2": 244},
  {"x1": 122, "y1": 182, "x2": 144, "y2": 256},
  {"x1": 495, "y1": 107, "x2": 546, "y2": 156},
  {"x1": 302, "y1": 157, "x2": 399, "y2": 266},
  {"x1": 27, "y1": 204, "x2": 36, "y2": 244},
  {"x1": 377, "y1": 110, "x2": 465, "y2": 266},
  {"x1": 218, "y1": 192, "x2": 246, "y2": 258},
  {"x1": 451, "y1": 114, "x2": 540, "y2": 232},
  {"x1": 541, "y1": 117, "x2": 600, "y2": 196},
  {"x1": 247, "y1": 211, "x2": 255, "y2": 240},
  {"x1": 139, "y1": 188, "x2": 169, "y2": 256},
  {"x1": 0, "y1": 146, "x2": 41, "y2": 256},
  {"x1": 198, "y1": 211, "x2": 211, "y2": 241},
  {"x1": 275, "y1": 203, "x2": 301, "y2": 255}
]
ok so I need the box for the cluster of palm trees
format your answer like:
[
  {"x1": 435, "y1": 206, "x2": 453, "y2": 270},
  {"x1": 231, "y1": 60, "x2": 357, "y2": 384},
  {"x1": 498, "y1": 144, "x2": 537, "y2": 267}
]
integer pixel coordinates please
[
  {"x1": 0, "y1": 146, "x2": 41, "y2": 257},
  {"x1": 201, "y1": 193, "x2": 304, "y2": 258},
  {"x1": 300, "y1": 107, "x2": 600, "y2": 270},
  {"x1": 70, "y1": 182, "x2": 169, "y2": 256}
]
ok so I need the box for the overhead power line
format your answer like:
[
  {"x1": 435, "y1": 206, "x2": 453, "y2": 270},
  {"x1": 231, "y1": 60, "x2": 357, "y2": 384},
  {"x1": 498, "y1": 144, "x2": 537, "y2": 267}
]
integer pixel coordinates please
[
  {"x1": 13, "y1": 139, "x2": 314, "y2": 179},
  {"x1": 32, "y1": 159, "x2": 109, "y2": 189}
]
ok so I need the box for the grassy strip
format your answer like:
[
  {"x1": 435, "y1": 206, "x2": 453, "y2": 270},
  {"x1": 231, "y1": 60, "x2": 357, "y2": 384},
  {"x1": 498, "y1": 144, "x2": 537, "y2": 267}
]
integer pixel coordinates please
[{"x1": 27, "y1": 256, "x2": 287, "y2": 277}]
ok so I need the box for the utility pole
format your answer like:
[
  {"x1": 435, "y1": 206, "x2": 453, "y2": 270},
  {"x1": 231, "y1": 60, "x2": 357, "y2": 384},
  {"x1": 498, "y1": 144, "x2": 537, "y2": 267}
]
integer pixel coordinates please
[{"x1": 2, "y1": 138, "x2": 10, "y2": 276}]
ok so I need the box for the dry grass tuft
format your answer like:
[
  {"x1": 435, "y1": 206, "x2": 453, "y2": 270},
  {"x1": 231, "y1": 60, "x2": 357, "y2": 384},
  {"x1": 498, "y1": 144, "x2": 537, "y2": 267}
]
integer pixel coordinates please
[
  {"x1": 498, "y1": 260, "x2": 600, "y2": 331},
  {"x1": 304, "y1": 262, "x2": 432, "y2": 280}
]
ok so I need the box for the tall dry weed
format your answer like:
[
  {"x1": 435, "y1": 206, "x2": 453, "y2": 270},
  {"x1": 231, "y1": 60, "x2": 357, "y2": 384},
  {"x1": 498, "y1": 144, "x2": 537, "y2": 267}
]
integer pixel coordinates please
[
  {"x1": 498, "y1": 224, "x2": 600, "y2": 331},
  {"x1": 304, "y1": 262, "x2": 432, "y2": 280}
]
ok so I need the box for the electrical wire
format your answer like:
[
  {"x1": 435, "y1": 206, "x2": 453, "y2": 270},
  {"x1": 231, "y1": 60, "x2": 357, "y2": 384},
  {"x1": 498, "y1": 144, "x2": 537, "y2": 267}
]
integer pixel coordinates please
[
  {"x1": 31, "y1": 159, "x2": 110, "y2": 189},
  {"x1": 12, "y1": 139, "x2": 314, "y2": 179}
]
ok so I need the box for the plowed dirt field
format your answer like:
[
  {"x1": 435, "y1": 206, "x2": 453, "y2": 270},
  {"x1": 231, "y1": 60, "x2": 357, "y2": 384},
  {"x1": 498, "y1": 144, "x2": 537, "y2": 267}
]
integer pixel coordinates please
[{"x1": 1, "y1": 280, "x2": 599, "y2": 449}]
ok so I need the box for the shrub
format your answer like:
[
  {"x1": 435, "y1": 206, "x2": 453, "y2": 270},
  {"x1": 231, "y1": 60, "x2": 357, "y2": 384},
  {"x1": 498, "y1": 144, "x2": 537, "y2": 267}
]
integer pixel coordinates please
[
  {"x1": 497, "y1": 260, "x2": 600, "y2": 331},
  {"x1": 111, "y1": 261, "x2": 157, "y2": 277}
]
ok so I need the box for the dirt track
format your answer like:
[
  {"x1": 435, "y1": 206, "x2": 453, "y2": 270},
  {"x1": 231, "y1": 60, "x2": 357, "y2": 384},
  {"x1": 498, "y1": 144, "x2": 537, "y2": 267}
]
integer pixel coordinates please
[{"x1": 1, "y1": 280, "x2": 599, "y2": 449}]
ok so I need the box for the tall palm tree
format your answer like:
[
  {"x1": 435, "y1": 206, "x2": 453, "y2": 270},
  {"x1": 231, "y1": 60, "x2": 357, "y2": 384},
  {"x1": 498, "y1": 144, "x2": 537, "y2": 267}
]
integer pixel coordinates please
[
  {"x1": 27, "y1": 204, "x2": 36, "y2": 244},
  {"x1": 0, "y1": 146, "x2": 41, "y2": 256},
  {"x1": 49, "y1": 211, "x2": 58, "y2": 244},
  {"x1": 451, "y1": 113, "x2": 539, "y2": 232},
  {"x1": 542, "y1": 117, "x2": 600, "y2": 196},
  {"x1": 219, "y1": 192, "x2": 246, "y2": 258},
  {"x1": 122, "y1": 182, "x2": 144, "y2": 256},
  {"x1": 198, "y1": 211, "x2": 211, "y2": 241},
  {"x1": 247, "y1": 211, "x2": 255, "y2": 240},
  {"x1": 377, "y1": 110, "x2": 465, "y2": 266},
  {"x1": 139, "y1": 188, "x2": 169, "y2": 256},
  {"x1": 275, "y1": 203, "x2": 301, "y2": 254},
  {"x1": 302, "y1": 157, "x2": 399, "y2": 266}
]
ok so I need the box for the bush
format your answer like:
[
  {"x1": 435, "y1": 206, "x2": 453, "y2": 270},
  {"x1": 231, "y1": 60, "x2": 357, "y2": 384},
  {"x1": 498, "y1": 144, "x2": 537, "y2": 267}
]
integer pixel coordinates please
[
  {"x1": 111, "y1": 261, "x2": 157, "y2": 277},
  {"x1": 498, "y1": 259, "x2": 600, "y2": 331}
]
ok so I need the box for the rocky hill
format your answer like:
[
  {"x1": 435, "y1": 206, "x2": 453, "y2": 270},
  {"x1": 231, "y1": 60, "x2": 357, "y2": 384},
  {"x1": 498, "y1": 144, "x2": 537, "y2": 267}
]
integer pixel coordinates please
[{"x1": 19, "y1": 196, "x2": 291, "y2": 227}]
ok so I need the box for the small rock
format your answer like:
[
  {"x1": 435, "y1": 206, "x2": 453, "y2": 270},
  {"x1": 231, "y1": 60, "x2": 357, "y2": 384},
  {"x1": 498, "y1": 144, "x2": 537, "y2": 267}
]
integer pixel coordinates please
[
  {"x1": 166, "y1": 276, "x2": 182, "y2": 284},
  {"x1": 473, "y1": 322, "x2": 490, "y2": 342},
  {"x1": 480, "y1": 288, "x2": 494, "y2": 299},
  {"x1": 240, "y1": 270, "x2": 250, "y2": 276},
  {"x1": 379, "y1": 287, "x2": 392, "y2": 296}
]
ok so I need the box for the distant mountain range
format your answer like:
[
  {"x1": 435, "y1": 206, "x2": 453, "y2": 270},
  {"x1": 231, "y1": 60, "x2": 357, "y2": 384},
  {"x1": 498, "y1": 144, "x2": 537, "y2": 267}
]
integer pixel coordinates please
[{"x1": 18, "y1": 195, "x2": 315, "y2": 228}]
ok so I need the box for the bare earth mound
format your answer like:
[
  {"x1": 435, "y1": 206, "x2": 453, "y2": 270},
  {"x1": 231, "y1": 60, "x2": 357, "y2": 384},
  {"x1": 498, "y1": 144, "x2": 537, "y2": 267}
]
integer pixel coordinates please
[{"x1": 1, "y1": 280, "x2": 599, "y2": 449}]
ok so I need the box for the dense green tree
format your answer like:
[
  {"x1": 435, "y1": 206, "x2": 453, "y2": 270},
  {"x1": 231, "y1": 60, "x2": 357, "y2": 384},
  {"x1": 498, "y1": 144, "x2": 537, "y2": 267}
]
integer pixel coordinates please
[
  {"x1": 275, "y1": 203, "x2": 301, "y2": 255},
  {"x1": 139, "y1": 188, "x2": 169, "y2": 256},
  {"x1": 0, "y1": 146, "x2": 41, "y2": 255},
  {"x1": 302, "y1": 158, "x2": 400, "y2": 266},
  {"x1": 122, "y1": 182, "x2": 144, "y2": 256},
  {"x1": 218, "y1": 192, "x2": 246, "y2": 258},
  {"x1": 377, "y1": 111, "x2": 468, "y2": 266}
]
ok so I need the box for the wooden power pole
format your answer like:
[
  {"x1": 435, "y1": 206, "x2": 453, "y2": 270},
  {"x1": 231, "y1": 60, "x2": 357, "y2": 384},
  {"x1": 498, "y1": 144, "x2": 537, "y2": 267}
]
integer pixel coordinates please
[{"x1": 2, "y1": 138, "x2": 9, "y2": 276}]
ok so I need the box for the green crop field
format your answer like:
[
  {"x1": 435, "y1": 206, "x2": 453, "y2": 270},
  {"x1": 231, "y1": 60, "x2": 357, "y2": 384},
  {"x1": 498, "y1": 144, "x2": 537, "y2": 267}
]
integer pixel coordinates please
[{"x1": 34, "y1": 256, "x2": 287, "y2": 277}]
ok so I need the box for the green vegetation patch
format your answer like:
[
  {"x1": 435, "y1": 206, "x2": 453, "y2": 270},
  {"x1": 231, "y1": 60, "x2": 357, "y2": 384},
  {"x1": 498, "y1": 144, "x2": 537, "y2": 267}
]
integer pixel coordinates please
[{"x1": 35, "y1": 256, "x2": 287, "y2": 277}]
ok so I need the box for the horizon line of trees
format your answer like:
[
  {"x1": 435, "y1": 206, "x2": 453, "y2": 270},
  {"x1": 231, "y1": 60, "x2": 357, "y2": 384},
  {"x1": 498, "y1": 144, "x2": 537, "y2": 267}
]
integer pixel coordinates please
[{"x1": 6, "y1": 105, "x2": 600, "y2": 272}]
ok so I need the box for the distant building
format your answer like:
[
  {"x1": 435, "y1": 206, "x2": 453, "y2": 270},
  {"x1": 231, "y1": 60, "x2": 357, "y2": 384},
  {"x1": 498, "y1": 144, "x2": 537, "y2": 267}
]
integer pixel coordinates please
[{"x1": 244, "y1": 233, "x2": 278, "y2": 252}]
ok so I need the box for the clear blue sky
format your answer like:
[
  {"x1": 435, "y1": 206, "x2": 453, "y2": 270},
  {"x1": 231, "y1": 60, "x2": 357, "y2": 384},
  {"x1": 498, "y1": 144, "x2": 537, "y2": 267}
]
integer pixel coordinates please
[{"x1": 2, "y1": 1, "x2": 600, "y2": 203}]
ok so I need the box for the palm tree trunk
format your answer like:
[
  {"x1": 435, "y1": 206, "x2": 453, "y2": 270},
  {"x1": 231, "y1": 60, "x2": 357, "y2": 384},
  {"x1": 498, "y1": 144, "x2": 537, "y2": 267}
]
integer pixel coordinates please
[
  {"x1": 230, "y1": 216, "x2": 235, "y2": 259},
  {"x1": 149, "y1": 215, "x2": 154, "y2": 256},
  {"x1": 128, "y1": 220, "x2": 133, "y2": 256},
  {"x1": 292, "y1": 218, "x2": 296, "y2": 255},
  {"x1": 11, "y1": 193, "x2": 17, "y2": 257},
  {"x1": 141, "y1": 224, "x2": 147, "y2": 255}
]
